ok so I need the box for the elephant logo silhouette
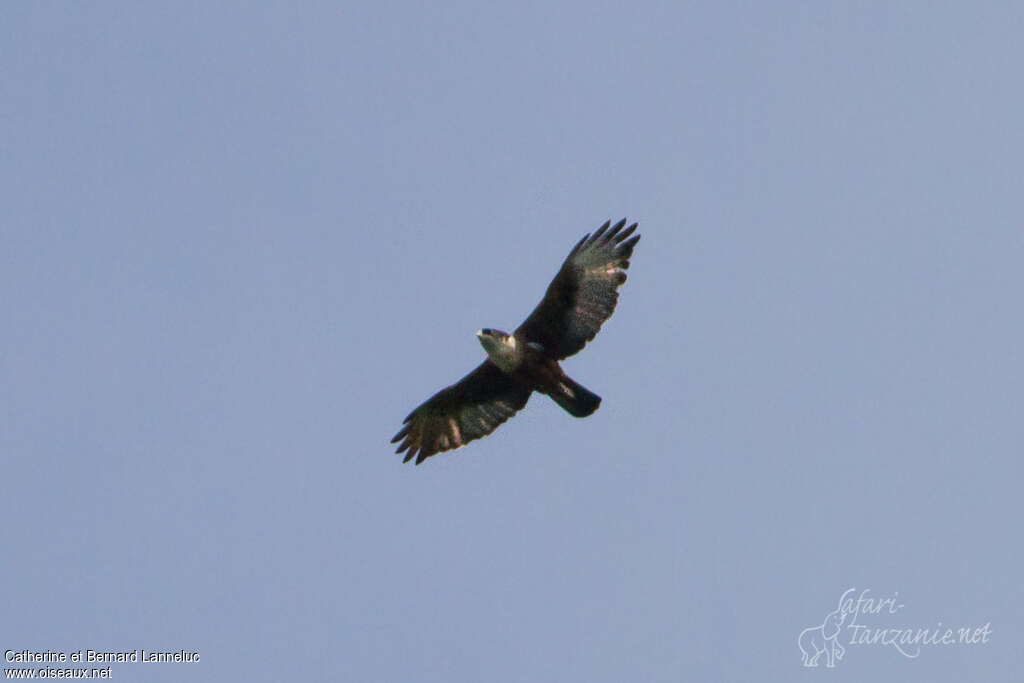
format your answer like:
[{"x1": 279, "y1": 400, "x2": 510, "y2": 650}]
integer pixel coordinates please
[{"x1": 798, "y1": 607, "x2": 847, "y2": 667}]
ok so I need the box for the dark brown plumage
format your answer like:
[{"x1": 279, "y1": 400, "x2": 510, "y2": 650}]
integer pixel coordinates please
[
  {"x1": 390, "y1": 362, "x2": 532, "y2": 464},
  {"x1": 391, "y1": 219, "x2": 640, "y2": 464}
]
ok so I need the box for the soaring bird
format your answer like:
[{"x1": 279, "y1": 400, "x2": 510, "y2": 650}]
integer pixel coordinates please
[{"x1": 391, "y1": 219, "x2": 640, "y2": 464}]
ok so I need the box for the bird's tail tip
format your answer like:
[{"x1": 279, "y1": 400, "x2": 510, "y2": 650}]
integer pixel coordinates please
[{"x1": 551, "y1": 378, "x2": 601, "y2": 417}]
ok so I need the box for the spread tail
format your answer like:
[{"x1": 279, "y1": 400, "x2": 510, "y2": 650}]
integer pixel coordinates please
[{"x1": 551, "y1": 376, "x2": 601, "y2": 417}]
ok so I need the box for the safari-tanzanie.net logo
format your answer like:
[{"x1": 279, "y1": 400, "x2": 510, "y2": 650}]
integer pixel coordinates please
[{"x1": 797, "y1": 588, "x2": 992, "y2": 668}]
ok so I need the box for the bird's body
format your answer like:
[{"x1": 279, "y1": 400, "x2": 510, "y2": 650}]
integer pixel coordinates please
[
  {"x1": 476, "y1": 328, "x2": 602, "y2": 417},
  {"x1": 391, "y1": 219, "x2": 640, "y2": 464}
]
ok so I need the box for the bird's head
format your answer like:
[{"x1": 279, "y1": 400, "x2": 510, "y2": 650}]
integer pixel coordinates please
[
  {"x1": 476, "y1": 328, "x2": 512, "y2": 350},
  {"x1": 476, "y1": 328, "x2": 517, "y2": 371}
]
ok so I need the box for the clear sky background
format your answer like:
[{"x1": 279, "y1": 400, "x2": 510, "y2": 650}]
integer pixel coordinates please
[{"x1": 3, "y1": 3, "x2": 1021, "y2": 681}]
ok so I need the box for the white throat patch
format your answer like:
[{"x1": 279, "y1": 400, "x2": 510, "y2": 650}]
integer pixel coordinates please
[{"x1": 481, "y1": 333, "x2": 519, "y2": 373}]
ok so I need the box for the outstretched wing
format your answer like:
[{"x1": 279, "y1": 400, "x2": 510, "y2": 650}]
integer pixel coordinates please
[
  {"x1": 516, "y1": 219, "x2": 640, "y2": 359},
  {"x1": 391, "y1": 361, "x2": 532, "y2": 464}
]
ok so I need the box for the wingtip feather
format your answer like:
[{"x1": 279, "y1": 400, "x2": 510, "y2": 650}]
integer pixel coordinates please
[
  {"x1": 604, "y1": 219, "x2": 626, "y2": 243},
  {"x1": 610, "y1": 217, "x2": 627, "y2": 235},
  {"x1": 570, "y1": 233, "x2": 589, "y2": 254}
]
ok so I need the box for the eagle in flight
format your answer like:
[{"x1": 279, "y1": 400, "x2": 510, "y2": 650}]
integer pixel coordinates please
[{"x1": 391, "y1": 219, "x2": 641, "y2": 464}]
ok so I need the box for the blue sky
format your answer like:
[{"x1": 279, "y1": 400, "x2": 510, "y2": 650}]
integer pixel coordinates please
[{"x1": 2, "y1": 3, "x2": 1021, "y2": 681}]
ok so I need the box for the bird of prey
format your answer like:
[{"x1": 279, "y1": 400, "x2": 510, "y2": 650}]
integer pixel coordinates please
[{"x1": 391, "y1": 219, "x2": 641, "y2": 464}]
